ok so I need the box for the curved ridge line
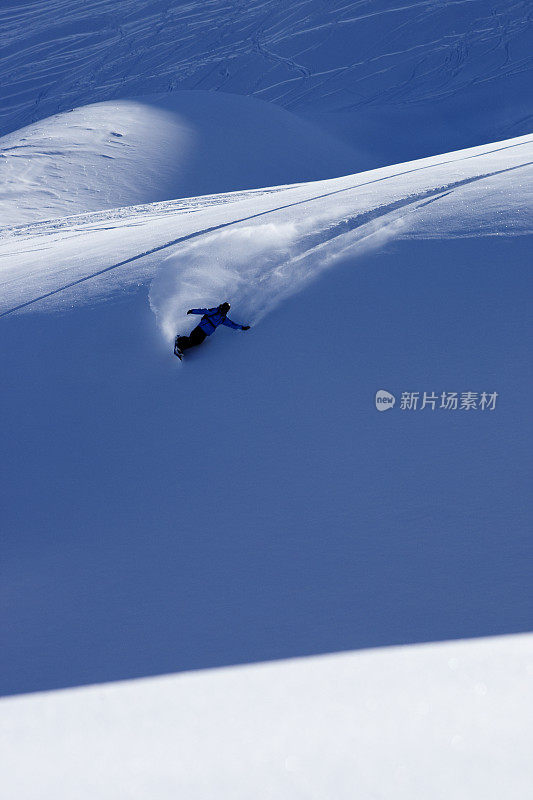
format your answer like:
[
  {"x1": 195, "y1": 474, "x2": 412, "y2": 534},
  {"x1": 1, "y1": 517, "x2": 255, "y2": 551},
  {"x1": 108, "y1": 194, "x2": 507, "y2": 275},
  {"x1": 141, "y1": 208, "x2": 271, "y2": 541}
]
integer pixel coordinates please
[{"x1": 1, "y1": 161, "x2": 530, "y2": 319}]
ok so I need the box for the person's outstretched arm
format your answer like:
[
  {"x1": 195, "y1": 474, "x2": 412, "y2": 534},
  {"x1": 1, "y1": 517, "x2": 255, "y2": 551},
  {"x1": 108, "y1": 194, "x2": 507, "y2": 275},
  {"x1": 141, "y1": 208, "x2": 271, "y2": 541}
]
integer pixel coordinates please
[
  {"x1": 222, "y1": 317, "x2": 250, "y2": 331},
  {"x1": 187, "y1": 308, "x2": 208, "y2": 315}
]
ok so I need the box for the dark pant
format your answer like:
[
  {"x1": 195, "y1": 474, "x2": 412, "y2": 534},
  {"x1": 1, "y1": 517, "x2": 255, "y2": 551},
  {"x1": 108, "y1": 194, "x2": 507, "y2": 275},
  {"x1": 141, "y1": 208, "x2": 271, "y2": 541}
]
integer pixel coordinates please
[{"x1": 177, "y1": 326, "x2": 207, "y2": 351}]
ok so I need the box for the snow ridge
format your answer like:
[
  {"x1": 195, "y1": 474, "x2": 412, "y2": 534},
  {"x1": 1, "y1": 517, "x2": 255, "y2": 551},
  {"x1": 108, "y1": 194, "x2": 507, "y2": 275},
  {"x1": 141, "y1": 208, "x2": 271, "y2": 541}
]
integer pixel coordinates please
[{"x1": 1, "y1": 133, "x2": 531, "y2": 325}]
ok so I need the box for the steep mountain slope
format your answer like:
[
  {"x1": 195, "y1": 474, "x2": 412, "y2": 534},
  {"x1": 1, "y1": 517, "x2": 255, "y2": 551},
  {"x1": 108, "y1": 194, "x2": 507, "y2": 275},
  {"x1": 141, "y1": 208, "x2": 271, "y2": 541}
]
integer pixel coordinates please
[
  {"x1": 1, "y1": 1, "x2": 531, "y2": 160},
  {"x1": 1, "y1": 3, "x2": 531, "y2": 794},
  {"x1": 1, "y1": 136, "x2": 531, "y2": 695}
]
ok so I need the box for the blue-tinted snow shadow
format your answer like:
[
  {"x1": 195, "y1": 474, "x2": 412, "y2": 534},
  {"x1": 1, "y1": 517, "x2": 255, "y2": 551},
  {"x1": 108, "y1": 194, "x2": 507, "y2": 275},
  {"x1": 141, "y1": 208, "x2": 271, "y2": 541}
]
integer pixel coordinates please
[{"x1": 1, "y1": 235, "x2": 531, "y2": 696}]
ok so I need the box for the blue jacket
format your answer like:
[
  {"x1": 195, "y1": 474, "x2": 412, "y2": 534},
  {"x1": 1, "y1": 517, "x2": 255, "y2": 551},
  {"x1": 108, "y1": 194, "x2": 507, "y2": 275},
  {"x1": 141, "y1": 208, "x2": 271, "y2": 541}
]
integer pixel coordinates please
[{"x1": 189, "y1": 307, "x2": 246, "y2": 336}]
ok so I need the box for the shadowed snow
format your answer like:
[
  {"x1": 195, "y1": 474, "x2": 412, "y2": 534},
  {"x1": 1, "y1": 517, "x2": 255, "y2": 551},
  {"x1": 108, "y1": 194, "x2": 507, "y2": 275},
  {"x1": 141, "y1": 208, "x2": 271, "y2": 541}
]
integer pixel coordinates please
[{"x1": 0, "y1": 92, "x2": 358, "y2": 226}]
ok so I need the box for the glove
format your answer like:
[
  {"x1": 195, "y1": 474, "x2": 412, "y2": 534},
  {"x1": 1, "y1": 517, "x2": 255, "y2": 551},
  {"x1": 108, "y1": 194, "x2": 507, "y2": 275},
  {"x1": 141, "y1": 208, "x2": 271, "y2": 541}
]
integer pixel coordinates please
[
  {"x1": 242, "y1": 325, "x2": 250, "y2": 331},
  {"x1": 187, "y1": 309, "x2": 193, "y2": 315}
]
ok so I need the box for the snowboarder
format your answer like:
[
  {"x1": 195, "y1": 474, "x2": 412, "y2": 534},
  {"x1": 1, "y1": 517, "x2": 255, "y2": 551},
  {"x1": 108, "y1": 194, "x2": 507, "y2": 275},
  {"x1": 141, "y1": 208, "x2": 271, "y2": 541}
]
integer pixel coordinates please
[{"x1": 174, "y1": 302, "x2": 250, "y2": 359}]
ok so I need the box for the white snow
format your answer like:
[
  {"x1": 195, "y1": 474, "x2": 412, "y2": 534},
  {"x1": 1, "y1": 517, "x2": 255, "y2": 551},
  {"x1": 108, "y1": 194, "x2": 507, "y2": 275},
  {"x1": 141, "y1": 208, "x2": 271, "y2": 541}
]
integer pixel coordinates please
[
  {"x1": 0, "y1": 92, "x2": 358, "y2": 226},
  {"x1": 1, "y1": 1, "x2": 530, "y2": 159},
  {"x1": 1, "y1": 634, "x2": 532, "y2": 799},
  {"x1": 1, "y1": 131, "x2": 531, "y2": 339},
  {"x1": 1, "y1": 2, "x2": 531, "y2": 795}
]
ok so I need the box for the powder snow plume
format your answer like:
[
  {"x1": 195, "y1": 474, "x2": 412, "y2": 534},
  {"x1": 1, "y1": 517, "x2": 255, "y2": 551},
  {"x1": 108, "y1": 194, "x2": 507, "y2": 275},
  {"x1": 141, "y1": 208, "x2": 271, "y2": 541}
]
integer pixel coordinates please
[{"x1": 148, "y1": 211, "x2": 405, "y2": 341}]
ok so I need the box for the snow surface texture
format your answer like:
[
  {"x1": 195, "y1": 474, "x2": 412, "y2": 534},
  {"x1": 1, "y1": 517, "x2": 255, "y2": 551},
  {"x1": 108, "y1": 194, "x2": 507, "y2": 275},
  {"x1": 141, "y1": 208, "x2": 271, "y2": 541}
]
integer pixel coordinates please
[
  {"x1": 0, "y1": 1, "x2": 531, "y2": 162},
  {"x1": 0, "y1": 92, "x2": 359, "y2": 225},
  {"x1": 1, "y1": 1, "x2": 532, "y2": 795},
  {"x1": 2, "y1": 129, "x2": 531, "y2": 702},
  {"x1": 1, "y1": 130, "x2": 531, "y2": 337},
  {"x1": 1, "y1": 635, "x2": 532, "y2": 799}
]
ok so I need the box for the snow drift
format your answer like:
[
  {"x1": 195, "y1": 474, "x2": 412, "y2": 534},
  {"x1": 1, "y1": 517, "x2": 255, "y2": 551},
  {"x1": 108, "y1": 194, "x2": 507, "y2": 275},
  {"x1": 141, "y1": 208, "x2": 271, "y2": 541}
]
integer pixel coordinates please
[
  {"x1": 2, "y1": 634, "x2": 532, "y2": 800},
  {"x1": 0, "y1": 91, "x2": 358, "y2": 226}
]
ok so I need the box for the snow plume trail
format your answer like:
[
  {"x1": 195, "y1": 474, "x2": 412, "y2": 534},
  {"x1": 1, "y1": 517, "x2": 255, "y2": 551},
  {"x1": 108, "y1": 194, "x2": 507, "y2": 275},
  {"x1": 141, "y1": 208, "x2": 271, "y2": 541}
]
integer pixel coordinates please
[
  {"x1": 148, "y1": 209, "x2": 406, "y2": 341},
  {"x1": 148, "y1": 160, "x2": 532, "y2": 340},
  {"x1": 2, "y1": 155, "x2": 528, "y2": 319},
  {"x1": 148, "y1": 221, "x2": 297, "y2": 340}
]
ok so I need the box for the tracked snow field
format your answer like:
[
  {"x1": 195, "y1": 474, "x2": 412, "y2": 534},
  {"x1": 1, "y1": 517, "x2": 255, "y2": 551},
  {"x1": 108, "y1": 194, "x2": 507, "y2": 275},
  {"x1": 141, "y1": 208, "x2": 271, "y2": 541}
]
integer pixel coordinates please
[
  {"x1": 1, "y1": 0, "x2": 531, "y2": 155},
  {"x1": 1, "y1": 133, "x2": 531, "y2": 339},
  {"x1": 1, "y1": 2, "x2": 532, "y2": 794}
]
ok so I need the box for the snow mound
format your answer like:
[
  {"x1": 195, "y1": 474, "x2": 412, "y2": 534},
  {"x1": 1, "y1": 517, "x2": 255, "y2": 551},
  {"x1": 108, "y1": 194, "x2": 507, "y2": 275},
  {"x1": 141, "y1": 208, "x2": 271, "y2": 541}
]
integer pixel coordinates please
[
  {"x1": 0, "y1": 91, "x2": 358, "y2": 226},
  {"x1": 2, "y1": 635, "x2": 532, "y2": 799}
]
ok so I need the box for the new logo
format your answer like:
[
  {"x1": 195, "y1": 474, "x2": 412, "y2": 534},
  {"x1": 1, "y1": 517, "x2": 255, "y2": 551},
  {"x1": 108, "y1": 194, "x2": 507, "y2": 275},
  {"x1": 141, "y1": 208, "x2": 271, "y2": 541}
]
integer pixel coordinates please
[{"x1": 375, "y1": 390, "x2": 396, "y2": 411}]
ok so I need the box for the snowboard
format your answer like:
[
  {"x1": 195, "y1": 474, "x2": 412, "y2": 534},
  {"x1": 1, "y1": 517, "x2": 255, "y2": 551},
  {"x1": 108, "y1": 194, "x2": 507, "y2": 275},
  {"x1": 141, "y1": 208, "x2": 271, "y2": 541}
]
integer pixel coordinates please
[{"x1": 174, "y1": 335, "x2": 183, "y2": 360}]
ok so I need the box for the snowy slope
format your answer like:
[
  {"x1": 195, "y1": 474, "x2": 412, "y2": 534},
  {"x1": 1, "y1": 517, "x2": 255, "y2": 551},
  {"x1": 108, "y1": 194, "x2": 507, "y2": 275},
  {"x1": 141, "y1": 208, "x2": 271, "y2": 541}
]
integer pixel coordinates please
[
  {"x1": 1, "y1": 133, "x2": 531, "y2": 322},
  {"x1": 0, "y1": 92, "x2": 358, "y2": 225},
  {"x1": 1, "y1": 2, "x2": 531, "y2": 794},
  {"x1": 1, "y1": 634, "x2": 532, "y2": 800},
  {"x1": 1, "y1": 135, "x2": 531, "y2": 697},
  {"x1": 1, "y1": 1, "x2": 531, "y2": 161}
]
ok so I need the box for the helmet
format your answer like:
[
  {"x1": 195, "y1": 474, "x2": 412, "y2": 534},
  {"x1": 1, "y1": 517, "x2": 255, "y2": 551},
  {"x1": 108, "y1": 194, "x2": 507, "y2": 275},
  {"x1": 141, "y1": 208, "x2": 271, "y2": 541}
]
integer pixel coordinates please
[{"x1": 219, "y1": 301, "x2": 231, "y2": 314}]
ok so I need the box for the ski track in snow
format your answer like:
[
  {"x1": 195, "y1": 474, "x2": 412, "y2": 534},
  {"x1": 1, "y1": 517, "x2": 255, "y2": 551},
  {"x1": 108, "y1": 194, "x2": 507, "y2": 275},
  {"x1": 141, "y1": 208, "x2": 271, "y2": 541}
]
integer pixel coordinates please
[
  {"x1": 1, "y1": 5, "x2": 532, "y2": 797},
  {"x1": 0, "y1": 1, "x2": 531, "y2": 135},
  {"x1": 0, "y1": 134, "x2": 531, "y2": 338}
]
